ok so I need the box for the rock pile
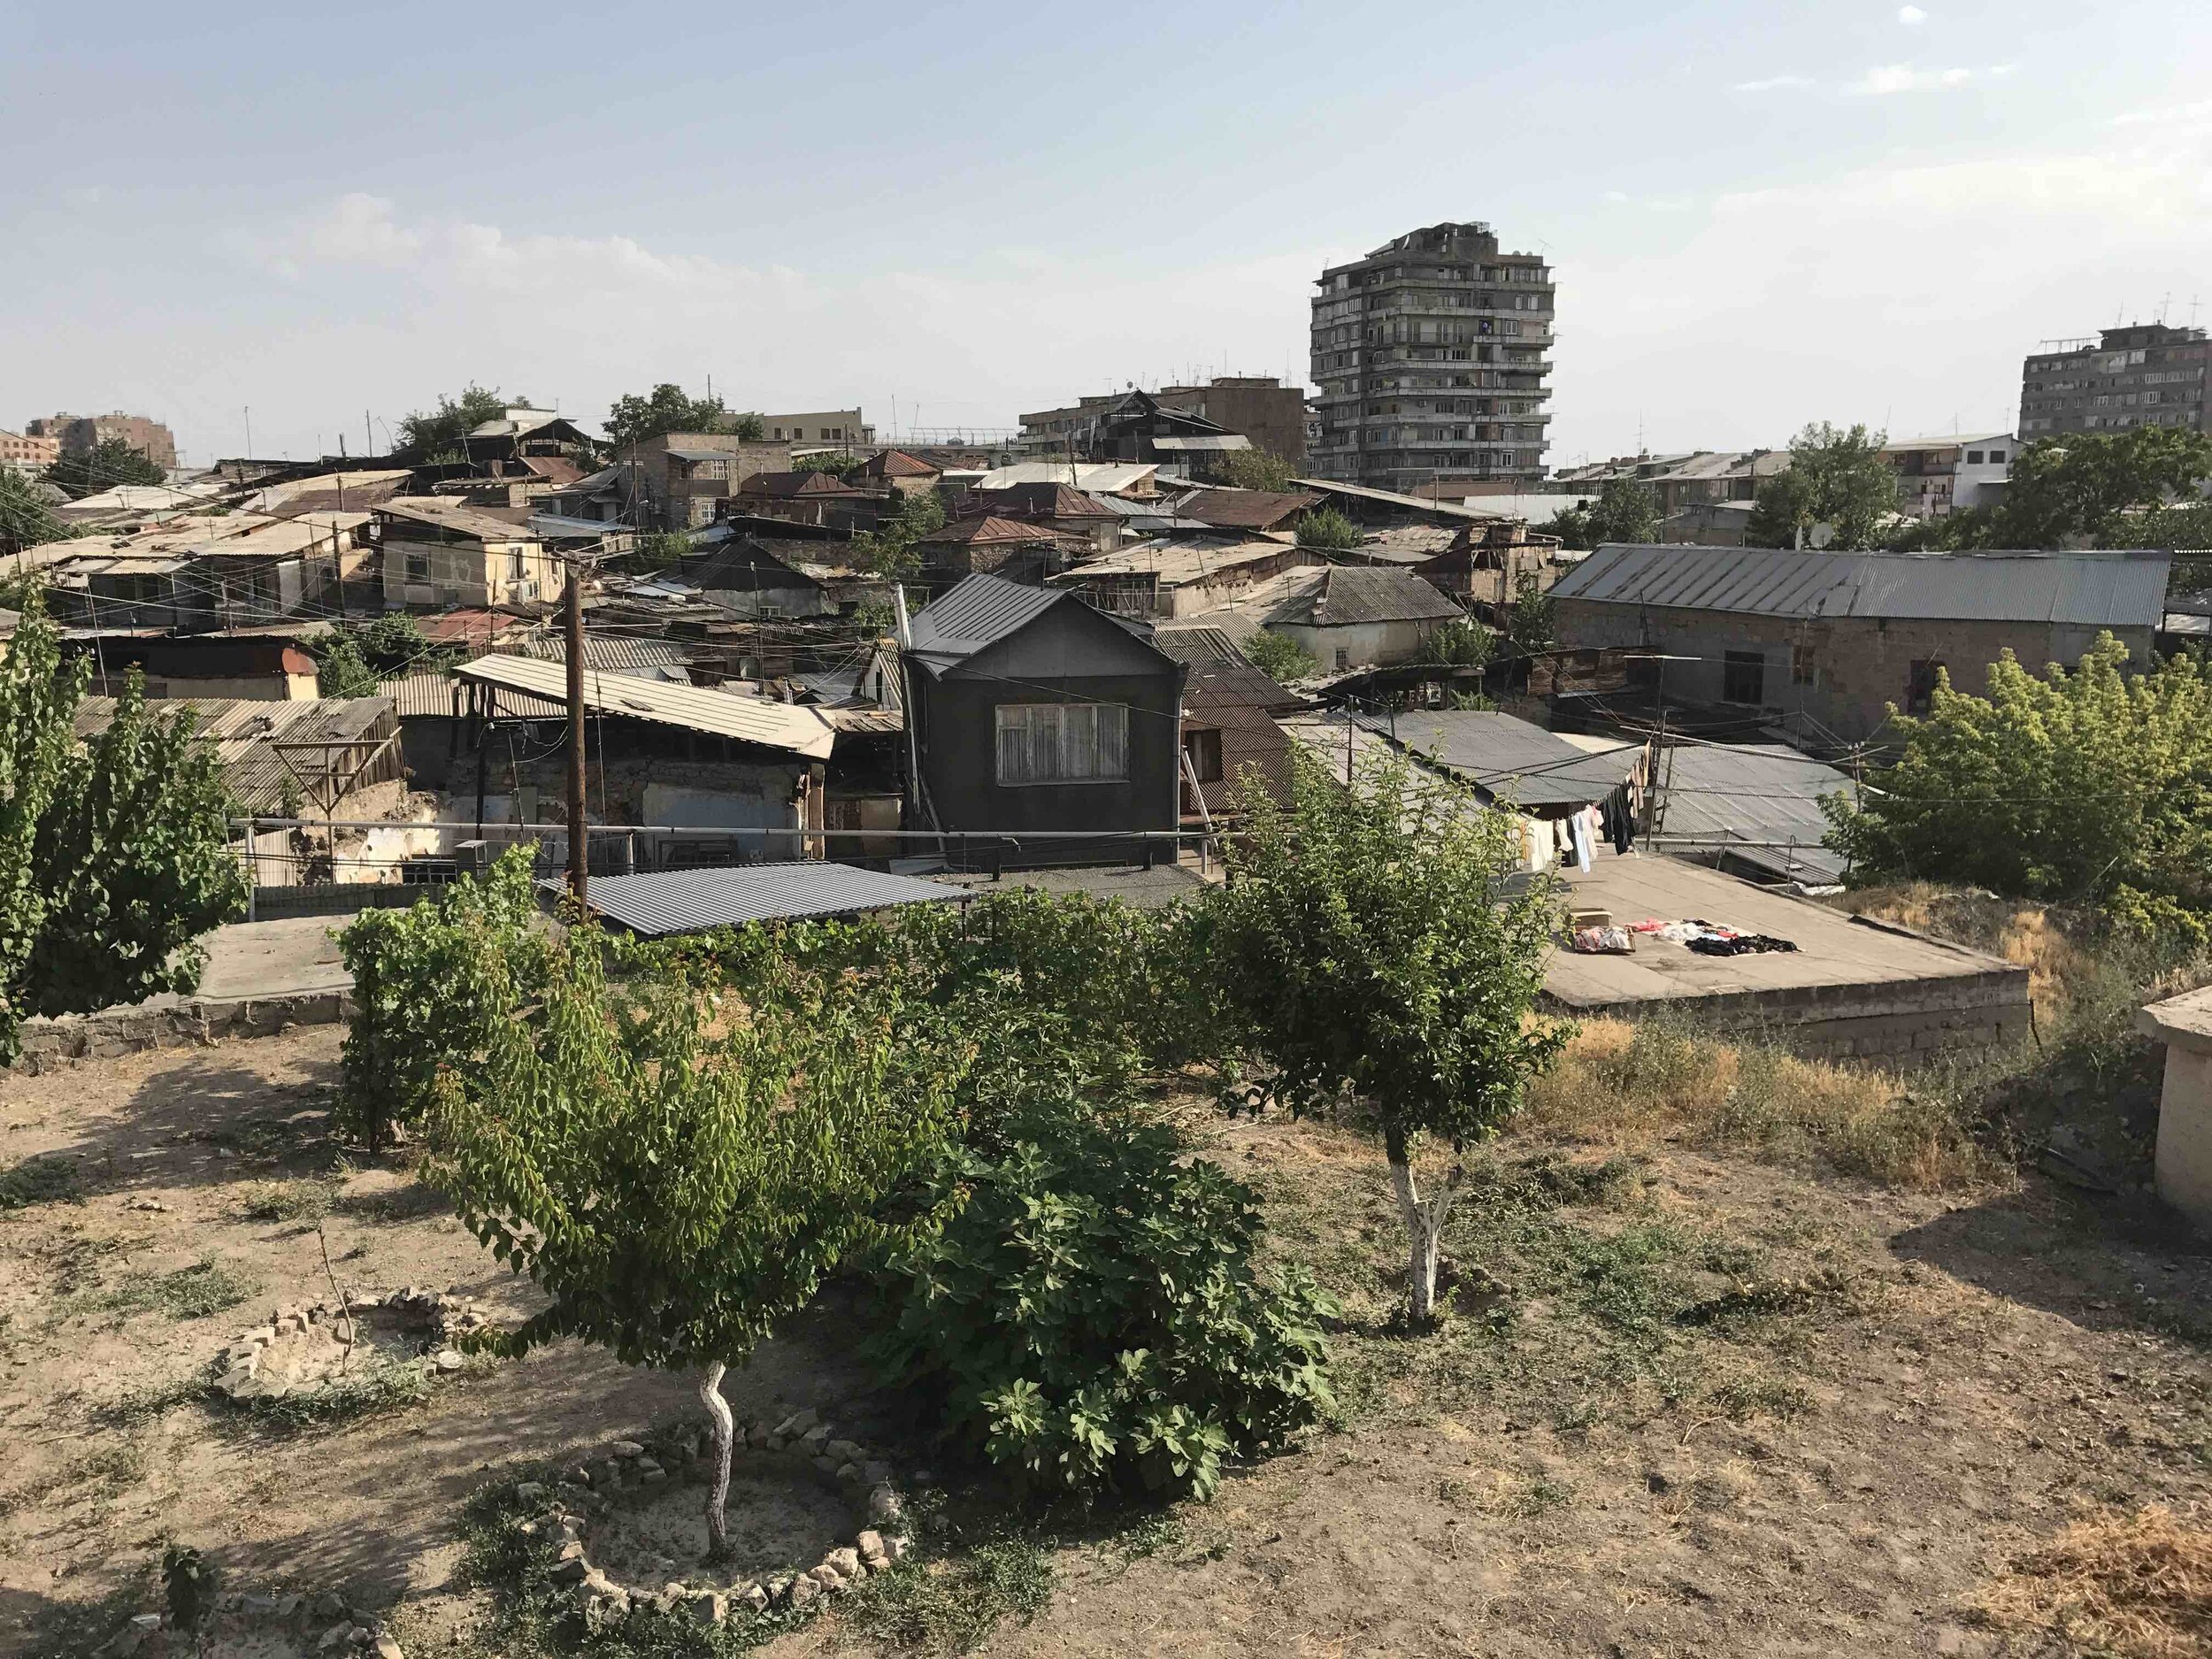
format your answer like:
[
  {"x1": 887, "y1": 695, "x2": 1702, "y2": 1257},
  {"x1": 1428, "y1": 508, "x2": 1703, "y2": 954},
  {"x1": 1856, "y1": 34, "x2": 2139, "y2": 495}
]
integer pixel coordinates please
[
  {"x1": 212, "y1": 1286, "x2": 492, "y2": 1402},
  {"x1": 96, "y1": 1588, "x2": 402, "y2": 1657},
  {"x1": 529, "y1": 1410, "x2": 914, "y2": 1630}
]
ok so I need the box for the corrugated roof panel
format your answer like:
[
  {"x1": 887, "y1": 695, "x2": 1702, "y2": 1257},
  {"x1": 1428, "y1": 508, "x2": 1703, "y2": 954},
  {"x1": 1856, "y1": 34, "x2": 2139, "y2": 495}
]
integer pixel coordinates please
[
  {"x1": 553, "y1": 863, "x2": 969, "y2": 936},
  {"x1": 1361, "y1": 710, "x2": 1636, "y2": 808},
  {"x1": 455, "y1": 655, "x2": 835, "y2": 757},
  {"x1": 1648, "y1": 743, "x2": 1855, "y2": 882},
  {"x1": 906, "y1": 572, "x2": 1066, "y2": 669},
  {"x1": 1552, "y1": 544, "x2": 2171, "y2": 626}
]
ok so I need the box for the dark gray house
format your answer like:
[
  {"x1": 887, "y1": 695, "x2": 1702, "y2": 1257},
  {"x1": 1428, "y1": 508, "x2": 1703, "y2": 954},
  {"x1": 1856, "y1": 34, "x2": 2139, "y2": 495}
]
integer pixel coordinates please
[{"x1": 905, "y1": 573, "x2": 1187, "y2": 854}]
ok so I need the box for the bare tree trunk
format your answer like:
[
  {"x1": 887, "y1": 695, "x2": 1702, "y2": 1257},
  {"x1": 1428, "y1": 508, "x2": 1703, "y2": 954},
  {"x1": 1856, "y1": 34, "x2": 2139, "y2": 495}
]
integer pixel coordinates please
[
  {"x1": 700, "y1": 1362, "x2": 733, "y2": 1557},
  {"x1": 1385, "y1": 1123, "x2": 1465, "y2": 1325}
]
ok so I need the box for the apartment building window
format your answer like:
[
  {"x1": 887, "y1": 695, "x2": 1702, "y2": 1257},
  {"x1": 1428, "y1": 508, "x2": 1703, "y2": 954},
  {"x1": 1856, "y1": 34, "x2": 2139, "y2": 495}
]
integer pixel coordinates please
[
  {"x1": 1722, "y1": 651, "x2": 1766, "y2": 705},
  {"x1": 995, "y1": 703, "x2": 1129, "y2": 785}
]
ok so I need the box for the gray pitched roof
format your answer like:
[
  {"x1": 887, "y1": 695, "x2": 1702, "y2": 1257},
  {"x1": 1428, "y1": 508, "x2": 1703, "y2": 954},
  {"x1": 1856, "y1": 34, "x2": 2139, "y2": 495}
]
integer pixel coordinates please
[
  {"x1": 1550, "y1": 544, "x2": 2171, "y2": 627},
  {"x1": 1361, "y1": 710, "x2": 1637, "y2": 808},
  {"x1": 1273, "y1": 566, "x2": 1461, "y2": 627},
  {"x1": 1647, "y1": 742, "x2": 1857, "y2": 885},
  {"x1": 906, "y1": 572, "x2": 1067, "y2": 673}
]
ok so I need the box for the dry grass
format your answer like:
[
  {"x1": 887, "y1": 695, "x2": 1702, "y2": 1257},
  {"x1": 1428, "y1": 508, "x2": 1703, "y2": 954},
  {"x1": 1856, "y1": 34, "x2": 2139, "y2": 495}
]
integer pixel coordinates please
[
  {"x1": 1978, "y1": 1505, "x2": 2212, "y2": 1657},
  {"x1": 1525, "y1": 1016, "x2": 2001, "y2": 1191},
  {"x1": 1844, "y1": 881, "x2": 2090, "y2": 1025}
]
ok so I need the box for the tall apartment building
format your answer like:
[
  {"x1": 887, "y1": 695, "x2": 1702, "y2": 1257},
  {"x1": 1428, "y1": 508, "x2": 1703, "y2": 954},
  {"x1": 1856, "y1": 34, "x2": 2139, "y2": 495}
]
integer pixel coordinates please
[
  {"x1": 26, "y1": 411, "x2": 179, "y2": 472},
  {"x1": 1017, "y1": 376, "x2": 1307, "y2": 465},
  {"x1": 2019, "y1": 324, "x2": 2210, "y2": 439},
  {"x1": 1309, "y1": 222, "x2": 1555, "y2": 491}
]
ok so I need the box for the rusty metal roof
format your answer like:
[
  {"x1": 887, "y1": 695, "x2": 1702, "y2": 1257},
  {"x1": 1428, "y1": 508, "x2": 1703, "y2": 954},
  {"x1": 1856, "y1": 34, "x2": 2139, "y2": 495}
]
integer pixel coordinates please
[
  {"x1": 1179, "y1": 489, "x2": 1323, "y2": 531},
  {"x1": 1549, "y1": 544, "x2": 2172, "y2": 626},
  {"x1": 1272, "y1": 566, "x2": 1461, "y2": 627},
  {"x1": 377, "y1": 497, "x2": 540, "y2": 542}
]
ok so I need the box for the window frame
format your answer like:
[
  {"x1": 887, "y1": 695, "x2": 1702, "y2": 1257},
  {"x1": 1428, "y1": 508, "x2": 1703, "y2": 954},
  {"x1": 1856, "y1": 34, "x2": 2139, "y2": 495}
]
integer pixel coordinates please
[
  {"x1": 993, "y1": 700, "x2": 1132, "y2": 787},
  {"x1": 1720, "y1": 649, "x2": 1766, "y2": 706}
]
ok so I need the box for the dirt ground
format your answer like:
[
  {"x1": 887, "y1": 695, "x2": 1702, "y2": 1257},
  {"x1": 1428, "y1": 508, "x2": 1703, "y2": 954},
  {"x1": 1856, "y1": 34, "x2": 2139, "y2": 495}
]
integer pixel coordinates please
[{"x1": 4, "y1": 1028, "x2": 2210, "y2": 1658}]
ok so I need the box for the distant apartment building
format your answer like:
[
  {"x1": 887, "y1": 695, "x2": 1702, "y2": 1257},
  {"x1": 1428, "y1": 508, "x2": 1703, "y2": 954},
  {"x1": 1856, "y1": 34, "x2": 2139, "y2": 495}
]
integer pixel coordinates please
[
  {"x1": 2019, "y1": 324, "x2": 2210, "y2": 438},
  {"x1": 1879, "y1": 434, "x2": 2015, "y2": 518},
  {"x1": 0, "y1": 427, "x2": 60, "y2": 473},
  {"x1": 1017, "y1": 376, "x2": 1308, "y2": 466},
  {"x1": 1309, "y1": 221, "x2": 1555, "y2": 491},
  {"x1": 759, "y1": 410, "x2": 873, "y2": 447},
  {"x1": 27, "y1": 411, "x2": 178, "y2": 471}
]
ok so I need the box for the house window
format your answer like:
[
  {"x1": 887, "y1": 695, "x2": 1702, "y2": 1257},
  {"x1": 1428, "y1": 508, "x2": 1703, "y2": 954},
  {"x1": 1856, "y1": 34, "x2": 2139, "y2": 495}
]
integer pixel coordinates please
[
  {"x1": 1906, "y1": 658, "x2": 1945, "y2": 715},
  {"x1": 1966, "y1": 450, "x2": 1984, "y2": 465},
  {"x1": 508, "y1": 547, "x2": 526, "y2": 580},
  {"x1": 405, "y1": 550, "x2": 429, "y2": 580},
  {"x1": 1988, "y1": 448, "x2": 2007, "y2": 463},
  {"x1": 1721, "y1": 650, "x2": 1765, "y2": 705},
  {"x1": 1334, "y1": 649, "x2": 1350, "y2": 671},
  {"x1": 1183, "y1": 727, "x2": 1224, "y2": 784},
  {"x1": 995, "y1": 702, "x2": 1130, "y2": 785}
]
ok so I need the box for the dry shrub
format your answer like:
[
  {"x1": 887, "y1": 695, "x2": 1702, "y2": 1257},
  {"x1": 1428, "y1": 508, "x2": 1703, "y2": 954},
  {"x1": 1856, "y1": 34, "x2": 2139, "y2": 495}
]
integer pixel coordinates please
[
  {"x1": 1525, "y1": 1016, "x2": 1994, "y2": 1190},
  {"x1": 1978, "y1": 1505, "x2": 2212, "y2": 1657}
]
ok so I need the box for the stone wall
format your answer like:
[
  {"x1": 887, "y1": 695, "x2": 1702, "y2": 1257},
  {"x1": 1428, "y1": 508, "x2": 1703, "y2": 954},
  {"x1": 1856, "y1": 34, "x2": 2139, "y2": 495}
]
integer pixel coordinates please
[{"x1": 12, "y1": 990, "x2": 352, "y2": 1073}]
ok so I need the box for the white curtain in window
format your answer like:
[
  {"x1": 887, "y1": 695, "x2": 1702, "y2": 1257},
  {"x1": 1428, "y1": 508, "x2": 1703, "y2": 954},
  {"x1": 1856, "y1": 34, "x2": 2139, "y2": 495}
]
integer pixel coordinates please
[{"x1": 995, "y1": 703, "x2": 1130, "y2": 783}]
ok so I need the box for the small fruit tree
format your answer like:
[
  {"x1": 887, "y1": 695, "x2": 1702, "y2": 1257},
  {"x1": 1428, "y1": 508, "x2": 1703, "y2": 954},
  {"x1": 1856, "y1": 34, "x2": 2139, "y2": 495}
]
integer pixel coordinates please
[
  {"x1": 385, "y1": 870, "x2": 965, "y2": 1555},
  {"x1": 1207, "y1": 745, "x2": 1568, "y2": 1322}
]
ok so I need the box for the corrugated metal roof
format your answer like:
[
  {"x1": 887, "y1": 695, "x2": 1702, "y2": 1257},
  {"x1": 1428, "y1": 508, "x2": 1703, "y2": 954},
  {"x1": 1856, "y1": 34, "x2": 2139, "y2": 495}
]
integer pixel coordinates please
[
  {"x1": 73, "y1": 694, "x2": 399, "y2": 816},
  {"x1": 455, "y1": 655, "x2": 836, "y2": 757},
  {"x1": 380, "y1": 672, "x2": 566, "y2": 719},
  {"x1": 1362, "y1": 710, "x2": 1637, "y2": 807},
  {"x1": 1550, "y1": 544, "x2": 2172, "y2": 626},
  {"x1": 906, "y1": 572, "x2": 1066, "y2": 672},
  {"x1": 974, "y1": 462, "x2": 1160, "y2": 494},
  {"x1": 1291, "y1": 477, "x2": 1486, "y2": 522},
  {"x1": 918, "y1": 514, "x2": 1064, "y2": 546},
  {"x1": 1647, "y1": 743, "x2": 1855, "y2": 884},
  {"x1": 514, "y1": 633, "x2": 692, "y2": 680},
  {"x1": 378, "y1": 497, "x2": 539, "y2": 542},
  {"x1": 1150, "y1": 626, "x2": 1248, "y2": 666},
  {"x1": 1274, "y1": 566, "x2": 1461, "y2": 627},
  {"x1": 1180, "y1": 489, "x2": 1323, "y2": 531},
  {"x1": 554, "y1": 863, "x2": 968, "y2": 936}
]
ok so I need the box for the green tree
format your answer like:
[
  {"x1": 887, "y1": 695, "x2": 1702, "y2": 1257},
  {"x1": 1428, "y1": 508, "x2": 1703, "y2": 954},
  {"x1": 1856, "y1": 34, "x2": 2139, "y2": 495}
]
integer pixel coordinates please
[
  {"x1": 1502, "y1": 570, "x2": 1556, "y2": 657},
  {"x1": 1824, "y1": 634, "x2": 2212, "y2": 943},
  {"x1": 1295, "y1": 506, "x2": 1361, "y2": 552},
  {"x1": 790, "y1": 451, "x2": 864, "y2": 479},
  {"x1": 1998, "y1": 426, "x2": 2212, "y2": 547},
  {"x1": 311, "y1": 635, "x2": 378, "y2": 699},
  {"x1": 0, "y1": 472, "x2": 76, "y2": 551},
  {"x1": 1417, "y1": 618, "x2": 1496, "y2": 669},
  {"x1": 1242, "y1": 628, "x2": 1319, "y2": 683},
  {"x1": 1217, "y1": 449, "x2": 1297, "y2": 492},
  {"x1": 872, "y1": 1107, "x2": 1333, "y2": 1502},
  {"x1": 0, "y1": 598, "x2": 247, "y2": 1058},
  {"x1": 729, "y1": 411, "x2": 767, "y2": 442},
  {"x1": 606, "y1": 382, "x2": 729, "y2": 448},
  {"x1": 1746, "y1": 423, "x2": 1894, "y2": 549},
  {"x1": 1585, "y1": 477, "x2": 1662, "y2": 544},
  {"x1": 46, "y1": 436, "x2": 165, "y2": 499},
  {"x1": 1541, "y1": 500, "x2": 1594, "y2": 550},
  {"x1": 1205, "y1": 747, "x2": 1569, "y2": 1322},
  {"x1": 852, "y1": 487, "x2": 946, "y2": 579},
  {"x1": 396, "y1": 384, "x2": 521, "y2": 461},
  {"x1": 411, "y1": 877, "x2": 964, "y2": 1555}
]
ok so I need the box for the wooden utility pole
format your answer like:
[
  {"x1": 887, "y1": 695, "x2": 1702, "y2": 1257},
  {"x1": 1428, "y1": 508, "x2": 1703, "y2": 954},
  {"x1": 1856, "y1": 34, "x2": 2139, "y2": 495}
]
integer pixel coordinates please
[{"x1": 565, "y1": 554, "x2": 588, "y2": 904}]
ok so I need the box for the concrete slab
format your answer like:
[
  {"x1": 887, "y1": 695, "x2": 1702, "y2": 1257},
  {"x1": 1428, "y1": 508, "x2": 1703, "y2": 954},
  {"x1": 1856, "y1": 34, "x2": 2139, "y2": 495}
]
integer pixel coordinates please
[
  {"x1": 1543, "y1": 855, "x2": 2030, "y2": 1059},
  {"x1": 186, "y1": 917, "x2": 352, "y2": 1003}
]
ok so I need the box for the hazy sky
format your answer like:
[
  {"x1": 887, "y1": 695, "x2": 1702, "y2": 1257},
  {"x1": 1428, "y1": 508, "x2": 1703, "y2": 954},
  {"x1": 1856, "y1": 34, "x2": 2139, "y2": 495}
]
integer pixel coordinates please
[{"x1": 5, "y1": 0, "x2": 2209, "y2": 468}]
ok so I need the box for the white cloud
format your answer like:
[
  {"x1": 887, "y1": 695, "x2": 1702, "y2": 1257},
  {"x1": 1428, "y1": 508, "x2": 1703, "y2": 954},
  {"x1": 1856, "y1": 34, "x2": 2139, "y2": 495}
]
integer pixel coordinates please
[
  {"x1": 2112, "y1": 98, "x2": 2212, "y2": 127},
  {"x1": 1847, "y1": 61, "x2": 2009, "y2": 94},
  {"x1": 1733, "y1": 73, "x2": 1814, "y2": 93},
  {"x1": 1553, "y1": 124, "x2": 2212, "y2": 456},
  {"x1": 1897, "y1": 5, "x2": 1928, "y2": 24}
]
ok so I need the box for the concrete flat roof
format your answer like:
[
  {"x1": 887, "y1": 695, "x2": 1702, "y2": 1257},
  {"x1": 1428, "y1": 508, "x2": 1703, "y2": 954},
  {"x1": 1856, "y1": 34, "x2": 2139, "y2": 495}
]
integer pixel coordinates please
[{"x1": 1544, "y1": 856, "x2": 2024, "y2": 1014}]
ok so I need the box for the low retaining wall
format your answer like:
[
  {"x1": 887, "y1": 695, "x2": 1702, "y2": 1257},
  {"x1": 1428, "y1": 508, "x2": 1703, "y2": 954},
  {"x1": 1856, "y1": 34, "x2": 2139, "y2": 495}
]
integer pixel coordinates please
[{"x1": 13, "y1": 989, "x2": 354, "y2": 1073}]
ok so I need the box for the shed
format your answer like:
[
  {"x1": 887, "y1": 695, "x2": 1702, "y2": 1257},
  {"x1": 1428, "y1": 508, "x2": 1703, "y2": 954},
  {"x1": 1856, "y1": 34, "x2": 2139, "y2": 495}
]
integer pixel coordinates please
[{"x1": 1265, "y1": 566, "x2": 1462, "y2": 671}]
